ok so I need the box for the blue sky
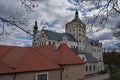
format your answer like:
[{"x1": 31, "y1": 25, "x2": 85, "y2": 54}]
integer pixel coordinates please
[{"x1": 0, "y1": 0, "x2": 120, "y2": 49}]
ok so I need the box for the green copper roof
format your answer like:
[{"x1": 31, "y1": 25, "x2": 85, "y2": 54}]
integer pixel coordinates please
[
  {"x1": 86, "y1": 37, "x2": 102, "y2": 47},
  {"x1": 43, "y1": 30, "x2": 77, "y2": 42},
  {"x1": 71, "y1": 48, "x2": 98, "y2": 63}
]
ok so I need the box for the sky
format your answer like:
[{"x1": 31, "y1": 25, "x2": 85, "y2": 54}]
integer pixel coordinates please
[{"x1": 0, "y1": 0, "x2": 120, "y2": 49}]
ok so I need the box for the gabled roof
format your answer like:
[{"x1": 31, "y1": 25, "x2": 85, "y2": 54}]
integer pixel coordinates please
[
  {"x1": 36, "y1": 43, "x2": 85, "y2": 65},
  {"x1": 42, "y1": 30, "x2": 77, "y2": 42},
  {"x1": 0, "y1": 43, "x2": 85, "y2": 74},
  {"x1": 0, "y1": 45, "x2": 61, "y2": 74},
  {"x1": 71, "y1": 48, "x2": 98, "y2": 63},
  {"x1": 66, "y1": 10, "x2": 85, "y2": 26}
]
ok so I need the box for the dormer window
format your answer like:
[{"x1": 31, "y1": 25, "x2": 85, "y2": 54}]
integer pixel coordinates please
[{"x1": 82, "y1": 57, "x2": 84, "y2": 60}]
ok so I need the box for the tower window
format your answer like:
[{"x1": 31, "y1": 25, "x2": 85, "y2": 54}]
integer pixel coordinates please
[
  {"x1": 83, "y1": 30, "x2": 84, "y2": 33},
  {"x1": 73, "y1": 34, "x2": 75, "y2": 36},
  {"x1": 83, "y1": 40, "x2": 85, "y2": 43},
  {"x1": 73, "y1": 28, "x2": 74, "y2": 31},
  {"x1": 83, "y1": 35, "x2": 85, "y2": 38}
]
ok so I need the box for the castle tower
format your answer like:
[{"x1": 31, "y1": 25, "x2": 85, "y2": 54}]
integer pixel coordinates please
[
  {"x1": 65, "y1": 10, "x2": 86, "y2": 50},
  {"x1": 32, "y1": 21, "x2": 38, "y2": 46}
]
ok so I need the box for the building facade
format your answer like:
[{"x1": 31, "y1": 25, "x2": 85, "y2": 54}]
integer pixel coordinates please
[{"x1": 32, "y1": 10, "x2": 104, "y2": 75}]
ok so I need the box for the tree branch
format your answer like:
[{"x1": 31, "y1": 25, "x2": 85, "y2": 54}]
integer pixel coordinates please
[{"x1": 0, "y1": 17, "x2": 33, "y2": 36}]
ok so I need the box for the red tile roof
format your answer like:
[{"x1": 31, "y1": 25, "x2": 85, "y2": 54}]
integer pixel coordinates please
[
  {"x1": 36, "y1": 43, "x2": 85, "y2": 65},
  {"x1": 0, "y1": 43, "x2": 85, "y2": 74}
]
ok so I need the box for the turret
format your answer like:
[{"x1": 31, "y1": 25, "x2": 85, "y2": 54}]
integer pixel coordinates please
[{"x1": 32, "y1": 21, "x2": 38, "y2": 46}]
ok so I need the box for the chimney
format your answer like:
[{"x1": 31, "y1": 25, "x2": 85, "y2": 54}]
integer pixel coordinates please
[{"x1": 54, "y1": 42, "x2": 61, "y2": 50}]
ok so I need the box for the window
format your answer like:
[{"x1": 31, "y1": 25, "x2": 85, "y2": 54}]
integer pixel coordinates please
[
  {"x1": 73, "y1": 34, "x2": 75, "y2": 36},
  {"x1": 79, "y1": 33, "x2": 81, "y2": 36},
  {"x1": 83, "y1": 35, "x2": 85, "y2": 38},
  {"x1": 66, "y1": 67, "x2": 68, "y2": 70},
  {"x1": 79, "y1": 39, "x2": 81, "y2": 42},
  {"x1": 69, "y1": 29, "x2": 71, "y2": 32},
  {"x1": 83, "y1": 40, "x2": 85, "y2": 43},
  {"x1": 86, "y1": 66, "x2": 88, "y2": 72},
  {"x1": 49, "y1": 41, "x2": 51, "y2": 45},
  {"x1": 66, "y1": 75, "x2": 68, "y2": 79},
  {"x1": 89, "y1": 65, "x2": 91, "y2": 71},
  {"x1": 83, "y1": 30, "x2": 84, "y2": 33},
  {"x1": 73, "y1": 28, "x2": 74, "y2": 31},
  {"x1": 82, "y1": 57, "x2": 84, "y2": 60},
  {"x1": 53, "y1": 42, "x2": 55, "y2": 44},
  {"x1": 93, "y1": 65, "x2": 95, "y2": 70},
  {"x1": 36, "y1": 73, "x2": 48, "y2": 80}
]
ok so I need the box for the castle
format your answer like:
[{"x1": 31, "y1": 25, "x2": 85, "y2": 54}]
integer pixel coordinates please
[{"x1": 32, "y1": 10, "x2": 104, "y2": 75}]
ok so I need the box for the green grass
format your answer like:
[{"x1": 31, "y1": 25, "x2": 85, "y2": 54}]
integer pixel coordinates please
[{"x1": 111, "y1": 70, "x2": 120, "y2": 80}]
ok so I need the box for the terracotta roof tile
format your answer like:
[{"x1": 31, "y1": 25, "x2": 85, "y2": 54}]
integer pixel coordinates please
[
  {"x1": 0, "y1": 43, "x2": 85, "y2": 74},
  {"x1": 35, "y1": 43, "x2": 85, "y2": 65}
]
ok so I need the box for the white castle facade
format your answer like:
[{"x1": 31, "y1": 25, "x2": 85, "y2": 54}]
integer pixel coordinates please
[{"x1": 32, "y1": 10, "x2": 104, "y2": 75}]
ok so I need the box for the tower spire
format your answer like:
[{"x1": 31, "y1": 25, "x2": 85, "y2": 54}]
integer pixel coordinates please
[
  {"x1": 75, "y1": 8, "x2": 79, "y2": 18},
  {"x1": 34, "y1": 21, "x2": 38, "y2": 30}
]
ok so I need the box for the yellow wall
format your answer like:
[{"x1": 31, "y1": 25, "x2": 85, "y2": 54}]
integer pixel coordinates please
[{"x1": 62, "y1": 64, "x2": 85, "y2": 80}]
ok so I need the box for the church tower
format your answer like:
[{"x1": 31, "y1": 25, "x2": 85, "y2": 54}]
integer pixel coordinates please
[
  {"x1": 65, "y1": 10, "x2": 86, "y2": 50},
  {"x1": 32, "y1": 21, "x2": 38, "y2": 46}
]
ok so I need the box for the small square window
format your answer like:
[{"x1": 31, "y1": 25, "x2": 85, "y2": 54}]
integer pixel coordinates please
[{"x1": 36, "y1": 73, "x2": 48, "y2": 80}]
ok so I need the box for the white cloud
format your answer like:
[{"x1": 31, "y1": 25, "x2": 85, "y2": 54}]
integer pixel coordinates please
[{"x1": 0, "y1": 0, "x2": 119, "y2": 48}]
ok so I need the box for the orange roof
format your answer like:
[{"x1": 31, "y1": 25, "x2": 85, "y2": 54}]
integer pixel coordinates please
[
  {"x1": 0, "y1": 43, "x2": 85, "y2": 74},
  {"x1": 36, "y1": 43, "x2": 85, "y2": 65}
]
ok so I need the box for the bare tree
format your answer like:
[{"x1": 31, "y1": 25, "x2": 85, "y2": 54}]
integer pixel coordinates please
[
  {"x1": 0, "y1": 0, "x2": 119, "y2": 38},
  {"x1": 0, "y1": 0, "x2": 38, "y2": 36},
  {"x1": 74, "y1": 0, "x2": 120, "y2": 32}
]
